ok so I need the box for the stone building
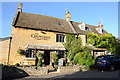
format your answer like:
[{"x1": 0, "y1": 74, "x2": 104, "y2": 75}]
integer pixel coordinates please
[{"x1": 1, "y1": 3, "x2": 108, "y2": 65}]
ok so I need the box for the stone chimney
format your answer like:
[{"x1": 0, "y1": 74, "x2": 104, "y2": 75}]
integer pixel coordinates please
[
  {"x1": 65, "y1": 11, "x2": 71, "y2": 21},
  {"x1": 18, "y1": 3, "x2": 23, "y2": 12},
  {"x1": 98, "y1": 22, "x2": 103, "y2": 27}
]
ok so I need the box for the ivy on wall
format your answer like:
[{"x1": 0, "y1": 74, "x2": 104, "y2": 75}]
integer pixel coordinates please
[{"x1": 87, "y1": 33, "x2": 120, "y2": 55}]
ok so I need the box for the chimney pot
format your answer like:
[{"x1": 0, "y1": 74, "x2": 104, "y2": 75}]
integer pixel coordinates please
[{"x1": 18, "y1": 3, "x2": 23, "y2": 12}]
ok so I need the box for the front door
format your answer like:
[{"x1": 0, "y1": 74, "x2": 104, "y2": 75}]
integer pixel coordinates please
[{"x1": 44, "y1": 50, "x2": 50, "y2": 65}]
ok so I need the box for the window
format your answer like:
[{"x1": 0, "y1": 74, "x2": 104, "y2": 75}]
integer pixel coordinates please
[
  {"x1": 98, "y1": 28, "x2": 103, "y2": 33},
  {"x1": 56, "y1": 34, "x2": 65, "y2": 42},
  {"x1": 85, "y1": 27, "x2": 91, "y2": 31},
  {"x1": 57, "y1": 51, "x2": 66, "y2": 59},
  {"x1": 78, "y1": 23, "x2": 85, "y2": 30},
  {"x1": 25, "y1": 49, "x2": 36, "y2": 58}
]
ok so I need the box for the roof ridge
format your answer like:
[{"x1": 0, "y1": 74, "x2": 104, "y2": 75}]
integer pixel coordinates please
[
  {"x1": 22, "y1": 12, "x2": 98, "y2": 28},
  {"x1": 22, "y1": 12, "x2": 66, "y2": 21}
]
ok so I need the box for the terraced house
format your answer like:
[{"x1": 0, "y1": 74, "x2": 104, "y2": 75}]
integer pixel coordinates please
[{"x1": 0, "y1": 3, "x2": 108, "y2": 65}]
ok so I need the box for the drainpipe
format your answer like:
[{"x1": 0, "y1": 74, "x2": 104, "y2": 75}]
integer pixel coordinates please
[{"x1": 7, "y1": 37, "x2": 12, "y2": 65}]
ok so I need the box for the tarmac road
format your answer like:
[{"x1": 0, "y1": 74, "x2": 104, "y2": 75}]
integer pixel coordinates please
[{"x1": 18, "y1": 70, "x2": 120, "y2": 80}]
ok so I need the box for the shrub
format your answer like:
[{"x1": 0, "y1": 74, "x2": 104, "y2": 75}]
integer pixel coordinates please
[
  {"x1": 36, "y1": 51, "x2": 43, "y2": 59},
  {"x1": 54, "y1": 61, "x2": 58, "y2": 65},
  {"x1": 37, "y1": 59, "x2": 42, "y2": 66},
  {"x1": 52, "y1": 52, "x2": 58, "y2": 65},
  {"x1": 17, "y1": 49, "x2": 25, "y2": 55},
  {"x1": 73, "y1": 47, "x2": 94, "y2": 68},
  {"x1": 73, "y1": 52, "x2": 83, "y2": 64},
  {"x1": 36, "y1": 51, "x2": 43, "y2": 66},
  {"x1": 15, "y1": 63, "x2": 20, "y2": 67},
  {"x1": 0, "y1": 63, "x2": 3, "y2": 66},
  {"x1": 65, "y1": 63, "x2": 69, "y2": 66}
]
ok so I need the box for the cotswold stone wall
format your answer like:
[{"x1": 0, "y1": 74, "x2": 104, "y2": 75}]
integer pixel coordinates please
[
  {"x1": 18, "y1": 66, "x2": 48, "y2": 75},
  {"x1": 9, "y1": 27, "x2": 65, "y2": 65},
  {"x1": 0, "y1": 39, "x2": 10, "y2": 64},
  {"x1": 2, "y1": 66, "x2": 48, "y2": 79},
  {"x1": 57, "y1": 65, "x2": 81, "y2": 73}
]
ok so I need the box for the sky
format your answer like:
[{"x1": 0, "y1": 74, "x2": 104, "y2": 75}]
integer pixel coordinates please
[{"x1": 1, "y1": 2, "x2": 118, "y2": 38}]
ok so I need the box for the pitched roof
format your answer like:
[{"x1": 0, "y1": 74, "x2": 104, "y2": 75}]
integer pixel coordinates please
[
  {"x1": 13, "y1": 12, "x2": 74, "y2": 34},
  {"x1": 12, "y1": 12, "x2": 108, "y2": 35},
  {"x1": 72, "y1": 22, "x2": 108, "y2": 35}
]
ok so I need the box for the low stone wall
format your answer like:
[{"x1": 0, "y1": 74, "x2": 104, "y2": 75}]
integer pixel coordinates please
[
  {"x1": 2, "y1": 66, "x2": 29, "y2": 79},
  {"x1": 18, "y1": 66, "x2": 48, "y2": 75},
  {"x1": 2, "y1": 66, "x2": 48, "y2": 79},
  {"x1": 57, "y1": 65, "x2": 82, "y2": 73}
]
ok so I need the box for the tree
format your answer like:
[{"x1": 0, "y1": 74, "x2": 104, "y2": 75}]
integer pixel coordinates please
[{"x1": 64, "y1": 34, "x2": 82, "y2": 61}]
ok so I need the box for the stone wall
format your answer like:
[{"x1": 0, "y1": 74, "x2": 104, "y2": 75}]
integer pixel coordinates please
[
  {"x1": 57, "y1": 65, "x2": 81, "y2": 73},
  {"x1": 17, "y1": 66, "x2": 48, "y2": 75},
  {"x1": 0, "y1": 39, "x2": 10, "y2": 64},
  {"x1": 9, "y1": 27, "x2": 65, "y2": 65},
  {"x1": 2, "y1": 66, "x2": 48, "y2": 79}
]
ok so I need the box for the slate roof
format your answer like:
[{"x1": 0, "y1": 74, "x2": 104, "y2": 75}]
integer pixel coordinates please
[
  {"x1": 12, "y1": 12, "x2": 108, "y2": 35},
  {"x1": 72, "y1": 22, "x2": 108, "y2": 35},
  {"x1": 13, "y1": 12, "x2": 74, "y2": 34}
]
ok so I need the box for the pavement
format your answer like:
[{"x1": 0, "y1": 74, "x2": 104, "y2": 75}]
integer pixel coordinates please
[{"x1": 16, "y1": 69, "x2": 120, "y2": 80}]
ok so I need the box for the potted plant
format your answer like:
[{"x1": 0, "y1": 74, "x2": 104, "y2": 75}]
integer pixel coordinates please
[{"x1": 52, "y1": 52, "x2": 58, "y2": 69}]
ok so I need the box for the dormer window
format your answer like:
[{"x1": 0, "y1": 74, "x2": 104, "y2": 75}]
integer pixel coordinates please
[
  {"x1": 78, "y1": 23, "x2": 85, "y2": 30},
  {"x1": 85, "y1": 27, "x2": 91, "y2": 31},
  {"x1": 98, "y1": 27, "x2": 103, "y2": 33}
]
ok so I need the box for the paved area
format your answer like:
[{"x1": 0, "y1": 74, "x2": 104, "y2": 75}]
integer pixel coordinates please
[{"x1": 17, "y1": 70, "x2": 120, "y2": 80}]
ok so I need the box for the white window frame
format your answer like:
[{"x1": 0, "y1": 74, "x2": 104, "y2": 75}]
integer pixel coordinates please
[
  {"x1": 78, "y1": 23, "x2": 85, "y2": 30},
  {"x1": 98, "y1": 28, "x2": 103, "y2": 33}
]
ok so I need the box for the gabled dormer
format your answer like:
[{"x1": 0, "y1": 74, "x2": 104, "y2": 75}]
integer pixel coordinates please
[
  {"x1": 96, "y1": 22, "x2": 103, "y2": 34},
  {"x1": 78, "y1": 22, "x2": 85, "y2": 30}
]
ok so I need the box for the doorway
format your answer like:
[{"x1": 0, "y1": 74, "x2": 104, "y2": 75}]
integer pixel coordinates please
[{"x1": 44, "y1": 50, "x2": 50, "y2": 65}]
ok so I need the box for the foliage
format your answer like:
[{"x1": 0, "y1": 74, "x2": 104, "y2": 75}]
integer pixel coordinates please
[
  {"x1": 87, "y1": 33, "x2": 120, "y2": 55},
  {"x1": 36, "y1": 51, "x2": 43, "y2": 66},
  {"x1": 0, "y1": 63, "x2": 3, "y2": 66},
  {"x1": 65, "y1": 63, "x2": 69, "y2": 66},
  {"x1": 73, "y1": 47, "x2": 94, "y2": 68},
  {"x1": 37, "y1": 58, "x2": 42, "y2": 66},
  {"x1": 52, "y1": 52, "x2": 58, "y2": 65},
  {"x1": 15, "y1": 63, "x2": 20, "y2": 67},
  {"x1": 87, "y1": 33, "x2": 101, "y2": 47},
  {"x1": 64, "y1": 34, "x2": 82, "y2": 61},
  {"x1": 36, "y1": 51, "x2": 43, "y2": 59},
  {"x1": 17, "y1": 49, "x2": 25, "y2": 55}
]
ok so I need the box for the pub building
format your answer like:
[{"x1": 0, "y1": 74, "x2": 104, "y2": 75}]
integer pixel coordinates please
[{"x1": 0, "y1": 3, "x2": 108, "y2": 65}]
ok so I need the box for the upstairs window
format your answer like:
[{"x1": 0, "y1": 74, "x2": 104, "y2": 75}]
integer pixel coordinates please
[
  {"x1": 98, "y1": 28, "x2": 103, "y2": 33},
  {"x1": 56, "y1": 34, "x2": 65, "y2": 42},
  {"x1": 85, "y1": 27, "x2": 91, "y2": 31},
  {"x1": 78, "y1": 23, "x2": 85, "y2": 30}
]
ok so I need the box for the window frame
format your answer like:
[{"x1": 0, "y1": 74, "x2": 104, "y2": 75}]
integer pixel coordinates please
[{"x1": 56, "y1": 34, "x2": 65, "y2": 42}]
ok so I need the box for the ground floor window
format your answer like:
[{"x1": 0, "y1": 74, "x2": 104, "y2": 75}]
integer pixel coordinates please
[
  {"x1": 26, "y1": 49, "x2": 37, "y2": 58},
  {"x1": 57, "y1": 51, "x2": 66, "y2": 59}
]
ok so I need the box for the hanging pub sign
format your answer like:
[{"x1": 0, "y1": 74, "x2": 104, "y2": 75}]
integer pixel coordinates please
[{"x1": 31, "y1": 33, "x2": 50, "y2": 40}]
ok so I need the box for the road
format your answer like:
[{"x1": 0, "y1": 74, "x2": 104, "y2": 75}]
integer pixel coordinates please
[{"x1": 17, "y1": 70, "x2": 120, "y2": 80}]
